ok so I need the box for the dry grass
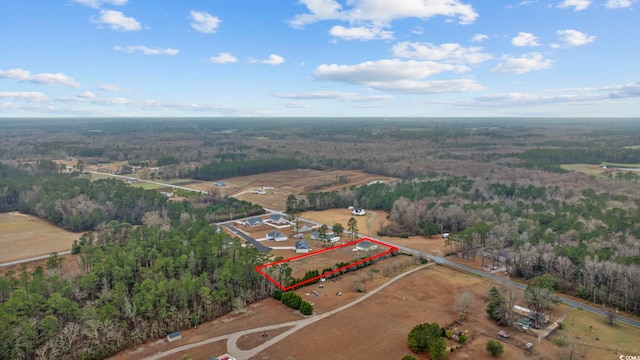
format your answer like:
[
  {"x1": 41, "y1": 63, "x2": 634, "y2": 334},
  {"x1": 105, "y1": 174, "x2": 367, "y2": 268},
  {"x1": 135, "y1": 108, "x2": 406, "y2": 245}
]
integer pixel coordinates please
[
  {"x1": 554, "y1": 308, "x2": 640, "y2": 359},
  {"x1": 0, "y1": 212, "x2": 82, "y2": 263}
]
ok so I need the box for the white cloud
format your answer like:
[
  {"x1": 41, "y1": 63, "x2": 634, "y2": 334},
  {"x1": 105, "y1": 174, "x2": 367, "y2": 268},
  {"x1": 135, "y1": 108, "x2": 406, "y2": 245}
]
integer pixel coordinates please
[
  {"x1": 96, "y1": 97, "x2": 132, "y2": 105},
  {"x1": 290, "y1": 0, "x2": 478, "y2": 29},
  {"x1": 250, "y1": 54, "x2": 285, "y2": 65},
  {"x1": 392, "y1": 42, "x2": 492, "y2": 64},
  {"x1": 471, "y1": 34, "x2": 488, "y2": 42},
  {"x1": 557, "y1": 29, "x2": 595, "y2": 46},
  {"x1": 329, "y1": 25, "x2": 393, "y2": 40},
  {"x1": 72, "y1": 0, "x2": 127, "y2": 8},
  {"x1": 95, "y1": 10, "x2": 141, "y2": 32},
  {"x1": 281, "y1": 101, "x2": 311, "y2": 108},
  {"x1": 511, "y1": 32, "x2": 540, "y2": 47},
  {"x1": 366, "y1": 79, "x2": 484, "y2": 93},
  {"x1": 313, "y1": 59, "x2": 483, "y2": 93},
  {"x1": 208, "y1": 52, "x2": 238, "y2": 64},
  {"x1": 0, "y1": 91, "x2": 48, "y2": 102},
  {"x1": 114, "y1": 45, "x2": 179, "y2": 55},
  {"x1": 190, "y1": 11, "x2": 221, "y2": 34},
  {"x1": 411, "y1": 26, "x2": 424, "y2": 35},
  {"x1": 99, "y1": 84, "x2": 122, "y2": 92},
  {"x1": 557, "y1": 0, "x2": 591, "y2": 11},
  {"x1": 449, "y1": 82, "x2": 640, "y2": 108},
  {"x1": 0, "y1": 68, "x2": 81, "y2": 87},
  {"x1": 274, "y1": 91, "x2": 393, "y2": 102},
  {"x1": 605, "y1": 0, "x2": 632, "y2": 8},
  {"x1": 77, "y1": 91, "x2": 96, "y2": 99},
  {"x1": 492, "y1": 52, "x2": 553, "y2": 74}
]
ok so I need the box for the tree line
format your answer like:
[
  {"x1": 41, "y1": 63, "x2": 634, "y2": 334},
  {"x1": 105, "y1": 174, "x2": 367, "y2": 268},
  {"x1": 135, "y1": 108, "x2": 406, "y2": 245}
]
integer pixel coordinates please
[
  {"x1": 0, "y1": 215, "x2": 274, "y2": 359},
  {"x1": 305, "y1": 175, "x2": 640, "y2": 315}
]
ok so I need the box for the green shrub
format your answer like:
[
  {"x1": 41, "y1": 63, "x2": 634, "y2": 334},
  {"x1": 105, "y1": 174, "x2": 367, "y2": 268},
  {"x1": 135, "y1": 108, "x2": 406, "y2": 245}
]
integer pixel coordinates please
[
  {"x1": 554, "y1": 336, "x2": 567, "y2": 347},
  {"x1": 299, "y1": 300, "x2": 313, "y2": 315},
  {"x1": 486, "y1": 339, "x2": 503, "y2": 357}
]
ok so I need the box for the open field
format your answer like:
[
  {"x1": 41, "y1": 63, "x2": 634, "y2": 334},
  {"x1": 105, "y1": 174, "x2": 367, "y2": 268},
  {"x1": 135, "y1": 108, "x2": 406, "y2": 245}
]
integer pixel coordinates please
[
  {"x1": 258, "y1": 238, "x2": 397, "y2": 289},
  {"x1": 0, "y1": 212, "x2": 82, "y2": 263},
  {"x1": 110, "y1": 260, "x2": 578, "y2": 360},
  {"x1": 561, "y1": 163, "x2": 608, "y2": 176},
  {"x1": 255, "y1": 265, "x2": 563, "y2": 360},
  {"x1": 553, "y1": 308, "x2": 640, "y2": 359},
  {"x1": 193, "y1": 169, "x2": 398, "y2": 211}
]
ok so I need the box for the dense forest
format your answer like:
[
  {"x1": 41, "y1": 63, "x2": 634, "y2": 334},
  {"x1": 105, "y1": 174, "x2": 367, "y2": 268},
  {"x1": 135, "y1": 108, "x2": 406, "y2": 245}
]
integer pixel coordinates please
[
  {"x1": 2, "y1": 117, "x2": 640, "y2": 358},
  {"x1": 0, "y1": 161, "x2": 268, "y2": 359}
]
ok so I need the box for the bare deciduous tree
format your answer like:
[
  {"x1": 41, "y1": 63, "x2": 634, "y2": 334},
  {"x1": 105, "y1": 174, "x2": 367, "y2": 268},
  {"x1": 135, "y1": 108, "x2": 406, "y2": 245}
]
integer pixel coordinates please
[{"x1": 455, "y1": 290, "x2": 475, "y2": 320}]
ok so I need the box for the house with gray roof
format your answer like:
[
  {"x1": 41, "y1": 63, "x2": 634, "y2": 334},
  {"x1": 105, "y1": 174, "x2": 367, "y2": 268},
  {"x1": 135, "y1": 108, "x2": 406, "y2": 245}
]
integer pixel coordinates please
[
  {"x1": 295, "y1": 240, "x2": 310, "y2": 253},
  {"x1": 266, "y1": 231, "x2": 288, "y2": 242}
]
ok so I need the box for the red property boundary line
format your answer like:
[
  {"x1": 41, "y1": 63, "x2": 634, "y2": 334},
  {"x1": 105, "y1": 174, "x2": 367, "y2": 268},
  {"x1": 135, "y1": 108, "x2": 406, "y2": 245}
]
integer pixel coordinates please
[{"x1": 255, "y1": 237, "x2": 398, "y2": 291}]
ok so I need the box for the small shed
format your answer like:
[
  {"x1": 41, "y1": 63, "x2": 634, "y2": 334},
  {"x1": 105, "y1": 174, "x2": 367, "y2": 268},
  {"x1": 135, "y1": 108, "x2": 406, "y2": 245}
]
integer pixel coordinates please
[{"x1": 167, "y1": 331, "x2": 182, "y2": 342}]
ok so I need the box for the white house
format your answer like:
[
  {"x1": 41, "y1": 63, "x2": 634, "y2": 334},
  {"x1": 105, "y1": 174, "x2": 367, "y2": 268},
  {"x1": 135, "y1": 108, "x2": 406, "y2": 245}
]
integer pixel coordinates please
[
  {"x1": 252, "y1": 189, "x2": 267, "y2": 195},
  {"x1": 267, "y1": 214, "x2": 288, "y2": 224},
  {"x1": 355, "y1": 240, "x2": 378, "y2": 251},
  {"x1": 246, "y1": 217, "x2": 263, "y2": 227},
  {"x1": 348, "y1": 206, "x2": 366, "y2": 216},
  {"x1": 266, "y1": 231, "x2": 288, "y2": 242},
  {"x1": 295, "y1": 240, "x2": 310, "y2": 253}
]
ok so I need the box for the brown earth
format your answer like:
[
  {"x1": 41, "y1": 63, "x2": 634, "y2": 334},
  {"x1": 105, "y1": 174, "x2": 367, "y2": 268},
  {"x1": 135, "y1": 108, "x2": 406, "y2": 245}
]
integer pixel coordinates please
[
  {"x1": 252, "y1": 265, "x2": 565, "y2": 360},
  {"x1": 0, "y1": 212, "x2": 82, "y2": 263},
  {"x1": 112, "y1": 260, "x2": 567, "y2": 360},
  {"x1": 189, "y1": 169, "x2": 398, "y2": 211},
  {"x1": 108, "y1": 299, "x2": 304, "y2": 360}
]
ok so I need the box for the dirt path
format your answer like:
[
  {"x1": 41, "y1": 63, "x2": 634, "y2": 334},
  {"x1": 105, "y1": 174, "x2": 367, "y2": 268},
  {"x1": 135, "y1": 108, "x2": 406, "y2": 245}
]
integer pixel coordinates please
[{"x1": 142, "y1": 263, "x2": 432, "y2": 360}]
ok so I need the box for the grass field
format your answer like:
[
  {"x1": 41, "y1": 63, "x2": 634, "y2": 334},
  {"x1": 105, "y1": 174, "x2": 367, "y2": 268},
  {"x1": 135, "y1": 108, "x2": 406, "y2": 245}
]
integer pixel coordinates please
[
  {"x1": 554, "y1": 308, "x2": 640, "y2": 359},
  {"x1": 623, "y1": 145, "x2": 640, "y2": 149},
  {"x1": 0, "y1": 212, "x2": 82, "y2": 263}
]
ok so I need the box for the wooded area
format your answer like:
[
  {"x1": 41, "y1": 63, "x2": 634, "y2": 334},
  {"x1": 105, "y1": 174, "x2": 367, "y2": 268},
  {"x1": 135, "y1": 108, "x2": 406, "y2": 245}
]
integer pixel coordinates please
[{"x1": 1, "y1": 117, "x2": 640, "y2": 358}]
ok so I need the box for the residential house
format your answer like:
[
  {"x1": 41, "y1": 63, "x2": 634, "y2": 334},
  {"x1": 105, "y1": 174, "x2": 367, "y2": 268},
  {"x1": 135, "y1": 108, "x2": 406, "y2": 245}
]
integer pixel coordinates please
[
  {"x1": 295, "y1": 240, "x2": 311, "y2": 253},
  {"x1": 355, "y1": 240, "x2": 378, "y2": 251},
  {"x1": 266, "y1": 231, "x2": 288, "y2": 242},
  {"x1": 296, "y1": 224, "x2": 314, "y2": 233},
  {"x1": 348, "y1": 206, "x2": 366, "y2": 216},
  {"x1": 246, "y1": 217, "x2": 263, "y2": 227},
  {"x1": 267, "y1": 214, "x2": 288, "y2": 224}
]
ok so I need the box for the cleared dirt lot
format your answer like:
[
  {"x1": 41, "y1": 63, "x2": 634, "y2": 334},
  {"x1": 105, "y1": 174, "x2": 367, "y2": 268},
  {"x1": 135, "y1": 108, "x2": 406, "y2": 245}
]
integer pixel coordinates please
[
  {"x1": 189, "y1": 169, "x2": 398, "y2": 211},
  {"x1": 0, "y1": 212, "x2": 82, "y2": 263},
  {"x1": 253, "y1": 265, "x2": 563, "y2": 360}
]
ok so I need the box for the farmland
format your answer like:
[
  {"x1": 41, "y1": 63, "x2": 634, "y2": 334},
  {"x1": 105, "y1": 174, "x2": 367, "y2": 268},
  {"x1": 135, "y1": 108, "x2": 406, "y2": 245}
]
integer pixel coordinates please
[{"x1": 0, "y1": 212, "x2": 81, "y2": 263}]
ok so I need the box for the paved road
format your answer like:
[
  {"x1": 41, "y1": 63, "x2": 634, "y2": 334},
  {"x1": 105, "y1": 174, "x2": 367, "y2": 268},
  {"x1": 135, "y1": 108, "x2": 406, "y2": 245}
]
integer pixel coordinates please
[
  {"x1": 226, "y1": 226, "x2": 271, "y2": 253},
  {"x1": 78, "y1": 174, "x2": 640, "y2": 329},
  {"x1": 143, "y1": 263, "x2": 432, "y2": 360},
  {"x1": 369, "y1": 237, "x2": 640, "y2": 329},
  {"x1": 0, "y1": 251, "x2": 71, "y2": 268}
]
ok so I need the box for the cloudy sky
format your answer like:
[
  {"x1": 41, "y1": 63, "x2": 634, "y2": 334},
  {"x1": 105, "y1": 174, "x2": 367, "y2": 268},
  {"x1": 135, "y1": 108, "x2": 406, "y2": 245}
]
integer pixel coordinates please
[{"x1": 1, "y1": 0, "x2": 638, "y2": 117}]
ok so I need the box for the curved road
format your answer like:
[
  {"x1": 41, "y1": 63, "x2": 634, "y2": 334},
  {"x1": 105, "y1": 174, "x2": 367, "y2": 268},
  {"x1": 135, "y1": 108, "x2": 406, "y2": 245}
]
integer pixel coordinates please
[
  {"x1": 80, "y1": 176, "x2": 639, "y2": 342},
  {"x1": 143, "y1": 263, "x2": 432, "y2": 360}
]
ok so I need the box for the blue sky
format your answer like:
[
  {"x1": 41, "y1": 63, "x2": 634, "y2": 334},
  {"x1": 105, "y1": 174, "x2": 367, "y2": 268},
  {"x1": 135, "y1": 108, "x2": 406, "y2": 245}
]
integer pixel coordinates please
[{"x1": 0, "y1": 0, "x2": 638, "y2": 117}]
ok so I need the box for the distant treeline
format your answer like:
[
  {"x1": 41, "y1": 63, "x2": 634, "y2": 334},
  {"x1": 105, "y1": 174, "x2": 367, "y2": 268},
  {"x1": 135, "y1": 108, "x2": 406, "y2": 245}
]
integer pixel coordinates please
[
  {"x1": 0, "y1": 163, "x2": 264, "y2": 231},
  {"x1": 516, "y1": 147, "x2": 640, "y2": 165},
  {"x1": 191, "y1": 158, "x2": 298, "y2": 181}
]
